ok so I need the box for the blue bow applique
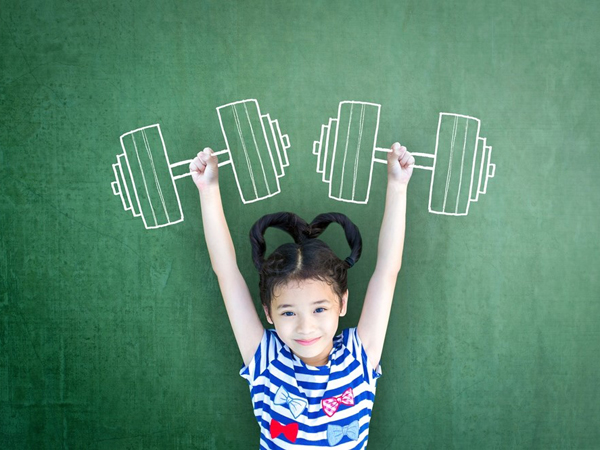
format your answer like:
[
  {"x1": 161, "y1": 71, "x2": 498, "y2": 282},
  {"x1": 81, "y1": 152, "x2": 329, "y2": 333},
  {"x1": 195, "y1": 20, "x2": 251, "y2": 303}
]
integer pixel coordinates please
[
  {"x1": 327, "y1": 420, "x2": 360, "y2": 446},
  {"x1": 274, "y1": 385, "x2": 308, "y2": 419}
]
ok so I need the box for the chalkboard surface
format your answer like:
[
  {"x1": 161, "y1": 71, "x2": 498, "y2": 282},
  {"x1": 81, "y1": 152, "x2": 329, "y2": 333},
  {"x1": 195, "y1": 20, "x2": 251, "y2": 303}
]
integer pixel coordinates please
[{"x1": 2, "y1": 0, "x2": 599, "y2": 448}]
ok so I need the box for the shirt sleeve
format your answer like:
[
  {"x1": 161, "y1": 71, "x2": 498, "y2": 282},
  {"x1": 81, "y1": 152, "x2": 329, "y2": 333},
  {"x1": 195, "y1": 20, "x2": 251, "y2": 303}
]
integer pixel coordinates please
[
  {"x1": 346, "y1": 327, "x2": 383, "y2": 386},
  {"x1": 239, "y1": 328, "x2": 282, "y2": 386}
]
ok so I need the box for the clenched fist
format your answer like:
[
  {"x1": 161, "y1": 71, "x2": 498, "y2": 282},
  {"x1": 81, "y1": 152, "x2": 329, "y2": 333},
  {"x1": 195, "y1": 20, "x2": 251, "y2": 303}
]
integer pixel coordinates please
[{"x1": 189, "y1": 148, "x2": 219, "y2": 191}]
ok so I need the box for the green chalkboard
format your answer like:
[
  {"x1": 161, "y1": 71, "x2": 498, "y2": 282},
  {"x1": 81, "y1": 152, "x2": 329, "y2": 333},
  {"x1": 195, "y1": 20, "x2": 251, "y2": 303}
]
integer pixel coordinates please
[{"x1": 2, "y1": 0, "x2": 599, "y2": 448}]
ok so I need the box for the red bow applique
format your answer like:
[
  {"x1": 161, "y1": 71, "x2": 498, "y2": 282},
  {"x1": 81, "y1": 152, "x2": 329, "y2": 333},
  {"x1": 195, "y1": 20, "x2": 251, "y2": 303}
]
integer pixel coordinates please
[
  {"x1": 321, "y1": 387, "x2": 355, "y2": 417},
  {"x1": 270, "y1": 419, "x2": 298, "y2": 443}
]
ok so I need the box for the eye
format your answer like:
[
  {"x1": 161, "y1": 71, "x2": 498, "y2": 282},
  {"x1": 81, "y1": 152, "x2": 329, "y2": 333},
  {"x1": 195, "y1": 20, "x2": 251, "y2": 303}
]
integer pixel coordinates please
[
  {"x1": 282, "y1": 311, "x2": 295, "y2": 317},
  {"x1": 315, "y1": 307, "x2": 326, "y2": 313}
]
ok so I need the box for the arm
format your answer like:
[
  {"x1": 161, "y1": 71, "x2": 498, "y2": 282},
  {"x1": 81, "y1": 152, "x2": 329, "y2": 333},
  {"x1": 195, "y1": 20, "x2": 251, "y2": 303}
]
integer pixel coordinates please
[
  {"x1": 357, "y1": 142, "x2": 414, "y2": 369},
  {"x1": 190, "y1": 149, "x2": 264, "y2": 366}
]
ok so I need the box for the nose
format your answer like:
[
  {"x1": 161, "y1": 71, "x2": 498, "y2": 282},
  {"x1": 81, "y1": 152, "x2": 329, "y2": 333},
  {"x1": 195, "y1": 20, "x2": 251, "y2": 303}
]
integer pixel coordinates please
[{"x1": 296, "y1": 314, "x2": 315, "y2": 335}]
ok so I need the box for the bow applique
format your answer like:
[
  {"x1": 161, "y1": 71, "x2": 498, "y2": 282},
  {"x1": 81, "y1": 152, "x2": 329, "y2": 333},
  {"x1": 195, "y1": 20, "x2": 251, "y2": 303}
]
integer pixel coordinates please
[
  {"x1": 321, "y1": 387, "x2": 355, "y2": 417},
  {"x1": 327, "y1": 420, "x2": 360, "y2": 446},
  {"x1": 270, "y1": 419, "x2": 299, "y2": 443},
  {"x1": 274, "y1": 385, "x2": 308, "y2": 418}
]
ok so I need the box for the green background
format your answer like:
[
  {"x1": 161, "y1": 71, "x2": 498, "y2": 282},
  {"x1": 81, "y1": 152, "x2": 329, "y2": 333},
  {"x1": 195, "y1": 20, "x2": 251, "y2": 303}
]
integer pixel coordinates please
[{"x1": 2, "y1": 0, "x2": 599, "y2": 448}]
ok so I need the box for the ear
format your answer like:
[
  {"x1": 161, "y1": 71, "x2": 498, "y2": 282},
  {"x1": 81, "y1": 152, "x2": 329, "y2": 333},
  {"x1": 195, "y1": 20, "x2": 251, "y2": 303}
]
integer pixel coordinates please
[
  {"x1": 263, "y1": 304, "x2": 274, "y2": 325},
  {"x1": 339, "y1": 290, "x2": 349, "y2": 317}
]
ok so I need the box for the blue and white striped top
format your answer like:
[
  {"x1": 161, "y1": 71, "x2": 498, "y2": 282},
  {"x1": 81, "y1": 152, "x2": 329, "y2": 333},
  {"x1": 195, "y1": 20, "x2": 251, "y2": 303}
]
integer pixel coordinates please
[{"x1": 239, "y1": 327, "x2": 382, "y2": 449}]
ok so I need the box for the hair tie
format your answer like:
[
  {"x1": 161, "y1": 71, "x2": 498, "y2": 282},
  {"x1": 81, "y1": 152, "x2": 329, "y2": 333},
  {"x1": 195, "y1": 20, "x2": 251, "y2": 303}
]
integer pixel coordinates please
[
  {"x1": 300, "y1": 227, "x2": 312, "y2": 243},
  {"x1": 344, "y1": 256, "x2": 355, "y2": 268}
]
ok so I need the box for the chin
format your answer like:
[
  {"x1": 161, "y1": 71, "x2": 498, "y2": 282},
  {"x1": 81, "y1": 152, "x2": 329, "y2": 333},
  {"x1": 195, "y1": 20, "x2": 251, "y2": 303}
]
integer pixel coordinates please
[{"x1": 295, "y1": 339, "x2": 328, "y2": 355}]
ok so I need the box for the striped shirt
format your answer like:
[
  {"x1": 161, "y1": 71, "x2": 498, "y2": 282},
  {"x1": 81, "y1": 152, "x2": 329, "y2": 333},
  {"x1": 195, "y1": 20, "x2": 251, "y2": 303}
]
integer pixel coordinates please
[{"x1": 239, "y1": 327, "x2": 382, "y2": 449}]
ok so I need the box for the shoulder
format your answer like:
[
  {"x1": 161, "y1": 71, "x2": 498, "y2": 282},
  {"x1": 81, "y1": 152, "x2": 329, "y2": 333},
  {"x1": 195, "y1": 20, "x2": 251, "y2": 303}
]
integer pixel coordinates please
[
  {"x1": 266, "y1": 328, "x2": 288, "y2": 352},
  {"x1": 336, "y1": 327, "x2": 382, "y2": 385},
  {"x1": 261, "y1": 328, "x2": 288, "y2": 358},
  {"x1": 338, "y1": 327, "x2": 358, "y2": 349},
  {"x1": 239, "y1": 328, "x2": 292, "y2": 385}
]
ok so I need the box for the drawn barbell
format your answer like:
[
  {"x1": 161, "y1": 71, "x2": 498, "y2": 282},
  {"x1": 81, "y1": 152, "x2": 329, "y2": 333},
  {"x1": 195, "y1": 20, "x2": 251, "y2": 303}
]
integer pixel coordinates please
[
  {"x1": 312, "y1": 101, "x2": 496, "y2": 216},
  {"x1": 111, "y1": 99, "x2": 291, "y2": 229}
]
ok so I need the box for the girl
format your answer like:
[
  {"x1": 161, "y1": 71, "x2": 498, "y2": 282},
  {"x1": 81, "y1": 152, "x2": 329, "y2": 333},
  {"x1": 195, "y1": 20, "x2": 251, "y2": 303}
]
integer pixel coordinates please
[{"x1": 190, "y1": 142, "x2": 414, "y2": 449}]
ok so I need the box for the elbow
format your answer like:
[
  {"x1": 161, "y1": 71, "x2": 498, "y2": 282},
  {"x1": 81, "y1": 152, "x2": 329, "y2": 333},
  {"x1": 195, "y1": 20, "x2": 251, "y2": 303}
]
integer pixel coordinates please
[
  {"x1": 374, "y1": 264, "x2": 401, "y2": 280},
  {"x1": 213, "y1": 263, "x2": 242, "y2": 281}
]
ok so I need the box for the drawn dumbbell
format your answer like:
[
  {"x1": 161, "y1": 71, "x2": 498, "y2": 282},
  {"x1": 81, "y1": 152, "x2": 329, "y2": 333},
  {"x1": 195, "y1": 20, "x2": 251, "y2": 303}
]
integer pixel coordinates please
[
  {"x1": 313, "y1": 101, "x2": 496, "y2": 216},
  {"x1": 111, "y1": 99, "x2": 290, "y2": 229}
]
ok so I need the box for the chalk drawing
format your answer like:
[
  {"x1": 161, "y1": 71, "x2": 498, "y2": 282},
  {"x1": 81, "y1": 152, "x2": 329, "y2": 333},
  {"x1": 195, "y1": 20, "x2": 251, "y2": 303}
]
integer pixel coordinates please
[
  {"x1": 312, "y1": 101, "x2": 495, "y2": 215},
  {"x1": 111, "y1": 99, "x2": 291, "y2": 229}
]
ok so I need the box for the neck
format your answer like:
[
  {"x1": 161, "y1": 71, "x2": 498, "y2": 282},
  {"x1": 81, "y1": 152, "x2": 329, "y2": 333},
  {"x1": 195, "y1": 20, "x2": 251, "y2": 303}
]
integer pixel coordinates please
[
  {"x1": 300, "y1": 354, "x2": 329, "y2": 367},
  {"x1": 297, "y1": 341, "x2": 333, "y2": 367}
]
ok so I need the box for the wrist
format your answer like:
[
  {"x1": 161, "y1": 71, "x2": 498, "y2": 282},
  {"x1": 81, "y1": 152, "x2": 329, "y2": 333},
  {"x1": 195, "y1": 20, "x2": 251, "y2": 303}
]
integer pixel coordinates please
[
  {"x1": 387, "y1": 180, "x2": 408, "y2": 193},
  {"x1": 198, "y1": 183, "x2": 221, "y2": 198}
]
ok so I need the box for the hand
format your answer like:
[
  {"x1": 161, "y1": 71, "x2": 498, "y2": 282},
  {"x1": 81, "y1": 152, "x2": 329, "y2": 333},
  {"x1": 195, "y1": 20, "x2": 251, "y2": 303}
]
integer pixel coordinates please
[
  {"x1": 189, "y1": 148, "x2": 219, "y2": 191},
  {"x1": 387, "y1": 142, "x2": 414, "y2": 185}
]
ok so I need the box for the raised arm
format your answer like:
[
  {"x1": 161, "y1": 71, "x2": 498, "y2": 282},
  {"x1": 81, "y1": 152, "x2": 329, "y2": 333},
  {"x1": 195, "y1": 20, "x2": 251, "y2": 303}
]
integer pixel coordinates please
[
  {"x1": 357, "y1": 142, "x2": 414, "y2": 369},
  {"x1": 190, "y1": 148, "x2": 264, "y2": 366}
]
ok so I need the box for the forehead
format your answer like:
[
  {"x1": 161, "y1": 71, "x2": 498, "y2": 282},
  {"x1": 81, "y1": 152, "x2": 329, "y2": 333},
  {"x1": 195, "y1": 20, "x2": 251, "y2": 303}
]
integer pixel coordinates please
[{"x1": 272, "y1": 279, "x2": 337, "y2": 304}]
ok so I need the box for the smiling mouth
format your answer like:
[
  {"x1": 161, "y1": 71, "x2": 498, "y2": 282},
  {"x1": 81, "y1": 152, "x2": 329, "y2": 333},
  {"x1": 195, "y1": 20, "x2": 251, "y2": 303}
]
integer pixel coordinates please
[{"x1": 295, "y1": 337, "x2": 320, "y2": 346}]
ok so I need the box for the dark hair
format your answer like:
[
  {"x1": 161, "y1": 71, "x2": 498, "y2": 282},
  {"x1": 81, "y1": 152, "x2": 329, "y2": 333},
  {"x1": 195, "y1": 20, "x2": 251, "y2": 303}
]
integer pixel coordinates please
[{"x1": 249, "y1": 212, "x2": 362, "y2": 316}]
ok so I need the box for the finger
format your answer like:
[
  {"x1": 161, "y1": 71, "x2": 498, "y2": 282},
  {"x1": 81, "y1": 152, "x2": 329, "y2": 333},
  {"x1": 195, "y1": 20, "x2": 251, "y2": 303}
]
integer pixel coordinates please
[
  {"x1": 189, "y1": 158, "x2": 205, "y2": 173},
  {"x1": 190, "y1": 150, "x2": 205, "y2": 170},
  {"x1": 193, "y1": 150, "x2": 211, "y2": 168},
  {"x1": 399, "y1": 150, "x2": 411, "y2": 166},
  {"x1": 193, "y1": 148, "x2": 212, "y2": 161},
  {"x1": 197, "y1": 148, "x2": 211, "y2": 163},
  {"x1": 388, "y1": 142, "x2": 402, "y2": 163},
  {"x1": 396, "y1": 143, "x2": 410, "y2": 161},
  {"x1": 200, "y1": 147, "x2": 219, "y2": 168}
]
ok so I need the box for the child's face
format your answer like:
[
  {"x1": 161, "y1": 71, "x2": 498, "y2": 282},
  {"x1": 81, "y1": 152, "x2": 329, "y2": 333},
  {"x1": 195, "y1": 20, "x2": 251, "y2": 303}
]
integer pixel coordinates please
[{"x1": 264, "y1": 278, "x2": 348, "y2": 367}]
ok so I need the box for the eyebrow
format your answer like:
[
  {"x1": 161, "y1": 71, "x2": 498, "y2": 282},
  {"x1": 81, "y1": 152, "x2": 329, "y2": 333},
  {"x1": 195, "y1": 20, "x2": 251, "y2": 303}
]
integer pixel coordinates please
[{"x1": 277, "y1": 299, "x2": 331, "y2": 310}]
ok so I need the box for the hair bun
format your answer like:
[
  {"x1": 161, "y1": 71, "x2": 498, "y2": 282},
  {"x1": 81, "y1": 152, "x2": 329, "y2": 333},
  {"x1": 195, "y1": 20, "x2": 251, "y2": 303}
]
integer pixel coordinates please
[
  {"x1": 250, "y1": 211, "x2": 362, "y2": 271},
  {"x1": 309, "y1": 212, "x2": 362, "y2": 269},
  {"x1": 249, "y1": 212, "x2": 310, "y2": 271}
]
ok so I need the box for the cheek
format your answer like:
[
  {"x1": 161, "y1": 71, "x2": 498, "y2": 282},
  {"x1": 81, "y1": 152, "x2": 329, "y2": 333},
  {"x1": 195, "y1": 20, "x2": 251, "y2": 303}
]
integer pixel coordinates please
[
  {"x1": 275, "y1": 317, "x2": 293, "y2": 331},
  {"x1": 322, "y1": 312, "x2": 338, "y2": 327}
]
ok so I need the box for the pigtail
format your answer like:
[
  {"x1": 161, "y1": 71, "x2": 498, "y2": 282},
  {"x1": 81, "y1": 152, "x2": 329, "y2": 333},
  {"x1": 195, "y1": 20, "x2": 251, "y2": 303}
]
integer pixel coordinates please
[
  {"x1": 308, "y1": 212, "x2": 362, "y2": 269},
  {"x1": 249, "y1": 212, "x2": 310, "y2": 271}
]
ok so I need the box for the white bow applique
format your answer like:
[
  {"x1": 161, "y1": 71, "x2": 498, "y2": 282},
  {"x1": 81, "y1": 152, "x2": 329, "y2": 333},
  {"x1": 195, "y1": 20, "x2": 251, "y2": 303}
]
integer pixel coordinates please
[{"x1": 274, "y1": 385, "x2": 308, "y2": 419}]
